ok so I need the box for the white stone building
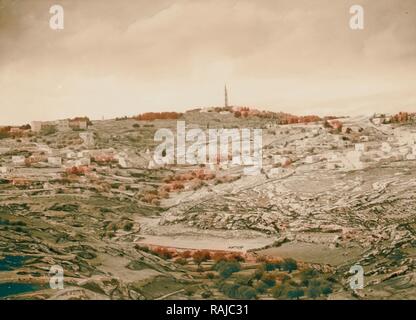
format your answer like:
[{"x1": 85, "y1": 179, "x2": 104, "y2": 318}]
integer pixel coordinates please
[
  {"x1": 355, "y1": 143, "x2": 368, "y2": 152},
  {"x1": 381, "y1": 142, "x2": 392, "y2": 154},
  {"x1": 0, "y1": 167, "x2": 11, "y2": 174},
  {"x1": 12, "y1": 156, "x2": 25, "y2": 165},
  {"x1": 48, "y1": 157, "x2": 62, "y2": 167}
]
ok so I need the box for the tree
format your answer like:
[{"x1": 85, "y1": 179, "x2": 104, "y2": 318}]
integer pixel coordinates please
[
  {"x1": 307, "y1": 286, "x2": 320, "y2": 299},
  {"x1": 214, "y1": 260, "x2": 241, "y2": 279},
  {"x1": 181, "y1": 251, "x2": 191, "y2": 259},
  {"x1": 264, "y1": 261, "x2": 282, "y2": 271},
  {"x1": 219, "y1": 283, "x2": 256, "y2": 300},
  {"x1": 300, "y1": 268, "x2": 319, "y2": 286},
  {"x1": 175, "y1": 258, "x2": 188, "y2": 265},
  {"x1": 154, "y1": 248, "x2": 173, "y2": 259},
  {"x1": 255, "y1": 281, "x2": 268, "y2": 294},
  {"x1": 230, "y1": 253, "x2": 245, "y2": 262},
  {"x1": 282, "y1": 258, "x2": 297, "y2": 273},
  {"x1": 253, "y1": 267, "x2": 264, "y2": 280},
  {"x1": 123, "y1": 222, "x2": 133, "y2": 231},
  {"x1": 287, "y1": 288, "x2": 304, "y2": 300},
  {"x1": 237, "y1": 286, "x2": 257, "y2": 300},
  {"x1": 261, "y1": 274, "x2": 276, "y2": 287},
  {"x1": 193, "y1": 250, "x2": 211, "y2": 266},
  {"x1": 271, "y1": 285, "x2": 286, "y2": 299},
  {"x1": 212, "y1": 252, "x2": 227, "y2": 262},
  {"x1": 321, "y1": 285, "x2": 333, "y2": 295}
]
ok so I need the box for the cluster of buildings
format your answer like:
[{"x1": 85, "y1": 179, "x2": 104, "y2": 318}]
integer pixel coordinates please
[
  {"x1": 0, "y1": 126, "x2": 157, "y2": 184},
  {"x1": 371, "y1": 112, "x2": 416, "y2": 125},
  {"x1": 30, "y1": 118, "x2": 89, "y2": 132},
  {"x1": 259, "y1": 121, "x2": 416, "y2": 175}
]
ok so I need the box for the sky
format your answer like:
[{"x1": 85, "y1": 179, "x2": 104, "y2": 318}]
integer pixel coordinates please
[{"x1": 1, "y1": 0, "x2": 416, "y2": 125}]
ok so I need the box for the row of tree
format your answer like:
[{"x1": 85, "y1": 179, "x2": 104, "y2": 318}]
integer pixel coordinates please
[{"x1": 134, "y1": 112, "x2": 182, "y2": 121}]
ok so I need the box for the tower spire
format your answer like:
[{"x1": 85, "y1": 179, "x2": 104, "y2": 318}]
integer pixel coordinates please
[{"x1": 224, "y1": 84, "x2": 229, "y2": 108}]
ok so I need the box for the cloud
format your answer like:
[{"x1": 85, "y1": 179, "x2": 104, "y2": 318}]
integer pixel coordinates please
[{"x1": 0, "y1": 0, "x2": 415, "y2": 124}]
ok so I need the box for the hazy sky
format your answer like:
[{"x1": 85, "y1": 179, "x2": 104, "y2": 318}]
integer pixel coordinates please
[{"x1": 1, "y1": 0, "x2": 415, "y2": 124}]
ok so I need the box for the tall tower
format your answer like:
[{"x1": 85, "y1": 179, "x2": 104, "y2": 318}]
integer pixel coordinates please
[{"x1": 224, "y1": 84, "x2": 229, "y2": 108}]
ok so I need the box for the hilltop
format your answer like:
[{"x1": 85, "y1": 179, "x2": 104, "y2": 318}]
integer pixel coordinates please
[{"x1": 0, "y1": 108, "x2": 415, "y2": 300}]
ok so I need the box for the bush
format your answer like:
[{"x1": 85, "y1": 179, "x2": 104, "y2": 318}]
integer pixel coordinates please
[
  {"x1": 170, "y1": 181, "x2": 184, "y2": 191},
  {"x1": 256, "y1": 256, "x2": 267, "y2": 263},
  {"x1": 306, "y1": 278, "x2": 333, "y2": 297},
  {"x1": 135, "y1": 112, "x2": 182, "y2": 121},
  {"x1": 253, "y1": 267, "x2": 264, "y2": 280},
  {"x1": 212, "y1": 252, "x2": 227, "y2": 262},
  {"x1": 278, "y1": 274, "x2": 291, "y2": 283},
  {"x1": 134, "y1": 245, "x2": 150, "y2": 253},
  {"x1": 181, "y1": 251, "x2": 191, "y2": 259},
  {"x1": 184, "y1": 287, "x2": 195, "y2": 296},
  {"x1": 308, "y1": 279, "x2": 322, "y2": 288},
  {"x1": 142, "y1": 192, "x2": 159, "y2": 204},
  {"x1": 123, "y1": 222, "x2": 134, "y2": 231},
  {"x1": 282, "y1": 258, "x2": 297, "y2": 273},
  {"x1": 49, "y1": 203, "x2": 79, "y2": 212},
  {"x1": 271, "y1": 285, "x2": 286, "y2": 299},
  {"x1": 219, "y1": 283, "x2": 256, "y2": 300},
  {"x1": 154, "y1": 248, "x2": 173, "y2": 259},
  {"x1": 306, "y1": 286, "x2": 320, "y2": 299},
  {"x1": 287, "y1": 288, "x2": 304, "y2": 300},
  {"x1": 230, "y1": 253, "x2": 245, "y2": 262},
  {"x1": 300, "y1": 268, "x2": 319, "y2": 286},
  {"x1": 272, "y1": 283, "x2": 304, "y2": 300},
  {"x1": 175, "y1": 258, "x2": 188, "y2": 265},
  {"x1": 235, "y1": 275, "x2": 253, "y2": 287},
  {"x1": 264, "y1": 261, "x2": 282, "y2": 271},
  {"x1": 255, "y1": 281, "x2": 269, "y2": 294},
  {"x1": 321, "y1": 285, "x2": 333, "y2": 295},
  {"x1": 214, "y1": 260, "x2": 241, "y2": 279},
  {"x1": 193, "y1": 250, "x2": 211, "y2": 265},
  {"x1": 219, "y1": 283, "x2": 238, "y2": 298},
  {"x1": 237, "y1": 286, "x2": 257, "y2": 300},
  {"x1": 261, "y1": 274, "x2": 276, "y2": 287}
]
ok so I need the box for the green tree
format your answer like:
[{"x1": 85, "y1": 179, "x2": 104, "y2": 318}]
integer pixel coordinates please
[
  {"x1": 321, "y1": 285, "x2": 333, "y2": 295},
  {"x1": 300, "y1": 268, "x2": 319, "y2": 286},
  {"x1": 253, "y1": 267, "x2": 264, "y2": 280},
  {"x1": 255, "y1": 281, "x2": 268, "y2": 294},
  {"x1": 237, "y1": 286, "x2": 257, "y2": 300},
  {"x1": 271, "y1": 285, "x2": 287, "y2": 299},
  {"x1": 307, "y1": 286, "x2": 320, "y2": 299},
  {"x1": 287, "y1": 288, "x2": 304, "y2": 300},
  {"x1": 261, "y1": 274, "x2": 276, "y2": 287},
  {"x1": 193, "y1": 250, "x2": 211, "y2": 266},
  {"x1": 216, "y1": 261, "x2": 241, "y2": 279},
  {"x1": 282, "y1": 258, "x2": 298, "y2": 273}
]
